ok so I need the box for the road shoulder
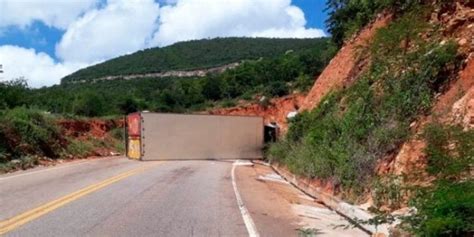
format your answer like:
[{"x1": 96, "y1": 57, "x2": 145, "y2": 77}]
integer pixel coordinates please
[{"x1": 235, "y1": 162, "x2": 368, "y2": 237}]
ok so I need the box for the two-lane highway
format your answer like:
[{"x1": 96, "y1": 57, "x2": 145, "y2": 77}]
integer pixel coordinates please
[
  {"x1": 0, "y1": 157, "x2": 368, "y2": 236},
  {"x1": 1, "y1": 158, "x2": 249, "y2": 236}
]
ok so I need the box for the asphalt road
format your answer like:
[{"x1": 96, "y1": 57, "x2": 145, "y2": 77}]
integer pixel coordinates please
[{"x1": 0, "y1": 157, "x2": 367, "y2": 237}]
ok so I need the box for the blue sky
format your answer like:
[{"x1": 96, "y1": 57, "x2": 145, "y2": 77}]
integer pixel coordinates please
[
  {"x1": 294, "y1": 0, "x2": 328, "y2": 33},
  {"x1": 0, "y1": 0, "x2": 329, "y2": 87},
  {"x1": 0, "y1": 22, "x2": 64, "y2": 60}
]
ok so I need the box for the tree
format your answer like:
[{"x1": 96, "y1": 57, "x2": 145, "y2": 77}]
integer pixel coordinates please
[
  {"x1": 0, "y1": 78, "x2": 29, "y2": 109},
  {"x1": 266, "y1": 81, "x2": 288, "y2": 97},
  {"x1": 73, "y1": 92, "x2": 107, "y2": 117},
  {"x1": 202, "y1": 76, "x2": 223, "y2": 101},
  {"x1": 119, "y1": 97, "x2": 141, "y2": 114}
]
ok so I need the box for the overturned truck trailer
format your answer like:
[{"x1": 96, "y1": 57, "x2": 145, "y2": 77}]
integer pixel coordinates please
[{"x1": 126, "y1": 113, "x2": 264, "y2": 160}]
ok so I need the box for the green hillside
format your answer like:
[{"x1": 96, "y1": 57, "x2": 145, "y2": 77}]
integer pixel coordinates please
[
  {"x1": 62, "y1": 37, "x2": 329, "y2": 83},
  {"x1": 0, "y1": 36, "x2": 335, "y2": 117},
  {"x1": 29, "y1": 40, "x2": 335, "y2": 116}
]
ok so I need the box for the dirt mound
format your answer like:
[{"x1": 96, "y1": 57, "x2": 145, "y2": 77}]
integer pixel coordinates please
[
  {"x1": 58, "y1": 118, "x2": 125, "y2": 158},
  {"x1": 209, "y1": 94, "x2": 305, "y2": 132},
  {"x1": 299, "y1": 13, "x2": 392, "y2": 111},
  {"x1": 58, "y1": 118, "x2": 124, "y2": 140}
]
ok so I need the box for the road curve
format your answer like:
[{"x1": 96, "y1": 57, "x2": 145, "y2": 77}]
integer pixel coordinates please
[
  {"x1": 1, "y1": 158, "x2": 248, "y2": 236},
  {"x1": 1, "y1": 157, "x2": 367, "y2": 237}
]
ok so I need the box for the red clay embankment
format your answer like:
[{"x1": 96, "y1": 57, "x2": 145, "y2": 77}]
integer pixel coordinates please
[{"x1": 209, "y1": 94, "x2": 305, "y2": 132}]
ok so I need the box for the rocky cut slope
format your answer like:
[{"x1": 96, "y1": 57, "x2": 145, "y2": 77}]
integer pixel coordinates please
[{"x1": 269, "y1": 1, "x2": 473, "y2": 235}]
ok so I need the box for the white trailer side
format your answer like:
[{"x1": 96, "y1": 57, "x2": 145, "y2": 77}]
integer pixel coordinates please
[{"x1": 140, "y1": 113, "x2": 263, "y2": 160}]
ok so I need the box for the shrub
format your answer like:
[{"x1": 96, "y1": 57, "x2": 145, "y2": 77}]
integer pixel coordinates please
[
  {"x1": 65, "y1": 139, "x2": 94, "y2": 158},
  {"x1": 371, "y1": 175, "x2": 406, "y2": 210},
  {"x1": 293, "y1": 74, "x2": 314, "y2": 92},
  {"x1": 0, "y1": 107, "x2": 64, "y2": 159},
  {"x1": 405, "y1": 180, "x2": 474, "y2": 236},
  {"x1": 108, "y1": 127, "x2": 125, "y2": 141},
  {"x1": 0, "y1": 107, "x2": 128, "y2": 172},
  {"x1": 18, "y1": 155, "x2": 39, "y2": 170},
  {"x1": 0, "y1": 155, "x2": 39, "y2": 173},
  {"x1": 0, "y1": 78, "x2": 29, "y2": 109},
  {"x1": 220, "y1": 99, "x2": 237, "y2": 108},
  {"x1": 265, "y1": 81, "x2": 289, "y2": 97},
  {"x1": 0, "y1": 151, "x2": 7, "y2": 163},
  {"x1": 423, "y1": 123, "x2": 474, "y2": 180},
  {"x1": 325, "y1": 0, "x2": 425, "y2": 47},
  {"x1": 0, "y1": 161, "x2": 16, "y2": 174}
]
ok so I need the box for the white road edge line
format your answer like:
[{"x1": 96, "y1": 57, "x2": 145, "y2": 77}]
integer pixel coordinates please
[{"x1": 232, "y1": 160, "x2": 260, "y2": 237}]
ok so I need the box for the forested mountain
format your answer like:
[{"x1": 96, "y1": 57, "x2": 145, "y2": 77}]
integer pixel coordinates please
[
  {"x1": 62, "y1": 37, "x2": 330, "y2": 83},
  {"x1": 1, "y1": 37, "x2": 335, "y2": 117}
]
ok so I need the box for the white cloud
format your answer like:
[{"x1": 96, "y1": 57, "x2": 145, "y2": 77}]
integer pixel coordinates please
[
  {"x1": 151, "y1": 0, "x2": 326, "y2": 47},
  {"x1": 55, "y1": 0, "x2": 160, "y2": 63},
  {"x1": 0, "y1": 45, "x2": 87, "y2": 87},
  {"x1": 1, "y1": 0, "x2": 326, "y2": 87},
  {"x1": 0, "y1": 0, "x2": 99, "y2": 29}
]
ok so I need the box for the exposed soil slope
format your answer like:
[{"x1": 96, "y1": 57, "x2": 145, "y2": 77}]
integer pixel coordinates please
[
  {"x1": 380, "y1": 2, "x2": 474, "y2": 177},
  {"x1": 385, "y1": 57, "x2": 474, "y2": 176},
  {"x1": 209, "y1": 94, "x2": 305, "y2": 132},
  {"x1": 59, "y1": 118, "x2": 124, "y2": 140},
  {"x1": 299, "y1": 13, "x2": 392, "y2": 111}
]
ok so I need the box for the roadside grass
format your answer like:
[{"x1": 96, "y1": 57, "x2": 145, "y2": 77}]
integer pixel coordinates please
[
  {"x1": 0, "y1": 107, "x2": 64, "y2": 159},
  {"x1": 297, "y1": 228, "x2": 323, "y2": 236},
  {"x1": 0, "y1": 155, "x2": 40, "y2": 174},
  {"x1": 0, "y1": 107, "x2": 125, "y2": 173},
  {"x1": 64, "y1": 139, "x2": 94, "y2": 158}
]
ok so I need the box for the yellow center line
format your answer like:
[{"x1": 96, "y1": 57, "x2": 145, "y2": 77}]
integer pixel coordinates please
[{"x1": 0, "y1": 162, "x2": 163, "y2": 235}]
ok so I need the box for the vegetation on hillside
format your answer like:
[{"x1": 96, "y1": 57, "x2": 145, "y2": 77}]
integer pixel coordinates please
[
  {"x1": 271, "y1": 1, "x2": 473, "y2": 235},
  {"x1": 403, "y1": 123, "x2": 474, "y2": 236},
  {"x1": 0, "y1": 107, "x2": 123, "y2": 173},
  {"x1": 270, "y1": 9, "x2": 458, "y2": 195},
  {"x1": 326, "y1": 0, "x2": 424, "y2": 47},
  {"x1": 13, "y1": 41, "x2": 334, "y2": 117},
  {"x1": 62, "y1": 37, "x2": 330, "y2": 83}
]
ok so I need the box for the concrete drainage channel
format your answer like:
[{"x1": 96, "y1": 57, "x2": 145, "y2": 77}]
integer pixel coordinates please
[{"x1": 257, "y1": 160, "x2": 390, "y2": 236}]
